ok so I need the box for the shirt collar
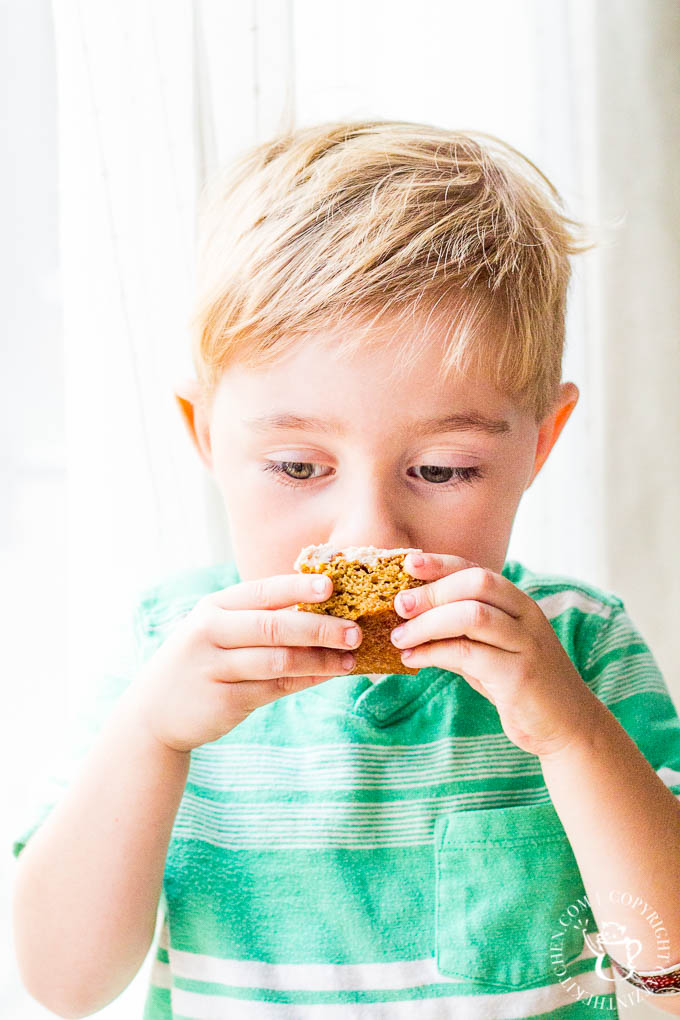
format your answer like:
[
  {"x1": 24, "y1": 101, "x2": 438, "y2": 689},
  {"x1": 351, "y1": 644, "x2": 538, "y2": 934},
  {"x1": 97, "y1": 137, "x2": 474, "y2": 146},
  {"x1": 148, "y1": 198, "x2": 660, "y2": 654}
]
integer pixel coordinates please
[{"x1": 307, "y1": 667, "x2": 450, "y2": 725}]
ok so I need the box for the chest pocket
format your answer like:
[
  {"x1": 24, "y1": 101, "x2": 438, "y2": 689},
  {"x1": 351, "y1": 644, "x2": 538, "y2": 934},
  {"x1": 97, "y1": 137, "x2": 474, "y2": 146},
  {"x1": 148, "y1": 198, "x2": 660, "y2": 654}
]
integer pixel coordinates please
[{"x1": 434, "y1": 800, "x2": 594, "y2": 990}]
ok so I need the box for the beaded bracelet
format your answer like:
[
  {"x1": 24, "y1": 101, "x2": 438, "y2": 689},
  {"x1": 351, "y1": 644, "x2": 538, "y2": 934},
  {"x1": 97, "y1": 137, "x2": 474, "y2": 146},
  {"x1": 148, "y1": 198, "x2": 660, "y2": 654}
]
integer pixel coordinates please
[{"x1": 611, "y1": 956, "x2": 680, "y2": 995}]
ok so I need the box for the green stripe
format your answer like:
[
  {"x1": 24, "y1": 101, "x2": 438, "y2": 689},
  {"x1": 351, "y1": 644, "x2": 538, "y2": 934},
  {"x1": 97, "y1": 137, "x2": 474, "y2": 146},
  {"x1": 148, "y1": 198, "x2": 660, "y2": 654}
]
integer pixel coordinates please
[
  {"x1": 142, "y1": 983, "x2": 172, "y2": 1019},
  {"x1": 164, "y1": 842, "x2": 437, "y2": 959}
]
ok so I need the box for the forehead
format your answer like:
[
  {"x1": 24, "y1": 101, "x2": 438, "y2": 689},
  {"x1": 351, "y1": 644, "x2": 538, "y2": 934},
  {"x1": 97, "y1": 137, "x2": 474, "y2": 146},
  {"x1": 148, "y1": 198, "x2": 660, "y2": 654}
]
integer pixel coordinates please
[
  {"x1": 212, "y1": 322, "x2": 525, "y2": 436},
  {"x1": 214, "y1": 377, "x2": 522, "y2": 449},
  {"x1": 241, "y1": 409, "x2": 512, "y2": 440}
]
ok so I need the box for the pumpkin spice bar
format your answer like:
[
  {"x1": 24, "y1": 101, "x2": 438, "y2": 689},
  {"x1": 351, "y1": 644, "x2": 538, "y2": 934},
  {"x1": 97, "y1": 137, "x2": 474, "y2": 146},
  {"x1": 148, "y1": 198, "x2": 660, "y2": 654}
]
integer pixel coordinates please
[{"x1": 293, "y1": 544, "x2": 426, "y2": 675}]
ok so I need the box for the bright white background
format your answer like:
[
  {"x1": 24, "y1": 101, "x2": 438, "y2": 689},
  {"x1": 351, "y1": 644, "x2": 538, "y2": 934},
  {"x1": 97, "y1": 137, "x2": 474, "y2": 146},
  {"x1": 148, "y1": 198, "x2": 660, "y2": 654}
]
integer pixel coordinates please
[{"x1": 3, "y1": 0, "x2": 679, "y2": 1016}]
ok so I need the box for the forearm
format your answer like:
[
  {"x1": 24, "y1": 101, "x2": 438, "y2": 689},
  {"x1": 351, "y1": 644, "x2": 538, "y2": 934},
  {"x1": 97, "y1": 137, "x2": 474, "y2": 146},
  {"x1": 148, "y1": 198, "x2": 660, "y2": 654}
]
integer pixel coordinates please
[
  {"x1": 12, "y1": 683, "x2": 191, "y2": 1018},
  {"x1": 540, "y1": 688, "x2": 680, "y2": 1012}
]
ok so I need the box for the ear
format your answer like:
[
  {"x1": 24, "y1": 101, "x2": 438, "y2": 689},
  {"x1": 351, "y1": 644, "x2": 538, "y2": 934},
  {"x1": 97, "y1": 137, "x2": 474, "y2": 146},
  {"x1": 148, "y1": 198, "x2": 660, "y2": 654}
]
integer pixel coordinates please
[
  {"x1": 173, "y1": 377, "x2": 213, "y2": 471},
  {"x1": 525, "y1": 382, "x2": 579, "y2": 489}
]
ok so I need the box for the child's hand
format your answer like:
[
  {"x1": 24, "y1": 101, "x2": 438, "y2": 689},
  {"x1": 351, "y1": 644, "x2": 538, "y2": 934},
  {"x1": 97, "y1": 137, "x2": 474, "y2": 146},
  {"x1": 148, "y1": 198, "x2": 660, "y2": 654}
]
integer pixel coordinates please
[
  {"x1": 390, "y1": 552, "x2": 597, "y2": 760},
  {"x1": 127, "y1": 573, "x2": 361, "y2": 753}
]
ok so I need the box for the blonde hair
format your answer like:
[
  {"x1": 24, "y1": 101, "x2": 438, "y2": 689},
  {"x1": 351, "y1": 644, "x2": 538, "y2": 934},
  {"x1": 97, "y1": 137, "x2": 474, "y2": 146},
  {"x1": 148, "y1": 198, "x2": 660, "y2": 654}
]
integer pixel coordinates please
[{"x1": 189, "y1": 119, "x2": 594, "y2": 424}]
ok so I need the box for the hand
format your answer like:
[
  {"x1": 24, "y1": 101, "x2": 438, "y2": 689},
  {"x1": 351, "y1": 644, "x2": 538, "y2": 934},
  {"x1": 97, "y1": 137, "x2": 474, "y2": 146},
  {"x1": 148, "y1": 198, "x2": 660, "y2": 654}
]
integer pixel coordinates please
[
  {"x1": 390, "y1": 552, "x2": 598, "y2": 759},
  {"x1": 127, "y1": 572, "x2": 362, "y2": 753}
]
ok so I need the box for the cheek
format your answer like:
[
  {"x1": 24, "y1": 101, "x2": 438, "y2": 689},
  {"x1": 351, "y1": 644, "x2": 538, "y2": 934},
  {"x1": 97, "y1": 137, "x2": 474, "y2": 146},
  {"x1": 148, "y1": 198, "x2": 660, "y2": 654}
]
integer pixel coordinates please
[
  {"x1": 487, "y1": 470, "x2": 528, "y2": 527},
  {"x1": 209, "y1": 452, "x2": 259, "y2": 520},
  {"x1": 455, "y1": 467, "x2": 525, "y2": 541},
  {"x1": 221, "y1": 477, "x2": 319, "y2": 581},
  {"x1": 218, "y1": 463, "x2": 307, "y2": 537},
  {"x1": 492, "y1": 442, "x2": 536, "y2": 494}
]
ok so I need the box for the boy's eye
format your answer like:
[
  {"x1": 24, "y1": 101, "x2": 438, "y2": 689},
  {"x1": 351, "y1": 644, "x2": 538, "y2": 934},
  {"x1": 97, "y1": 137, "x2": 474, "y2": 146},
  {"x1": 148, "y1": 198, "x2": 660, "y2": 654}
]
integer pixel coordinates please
[
  {"x1": 416, "y1": 465, "x2": 468, "y2": 484},
  {"x1": 261, "y1": 460, "x2": 484, "y2": 488},
  {"x1": 267, "y1": 461, "x2": 325, "y2": 482},
  {"x1": 261, "y1": 461, "x2": 331, "y2": 485}
]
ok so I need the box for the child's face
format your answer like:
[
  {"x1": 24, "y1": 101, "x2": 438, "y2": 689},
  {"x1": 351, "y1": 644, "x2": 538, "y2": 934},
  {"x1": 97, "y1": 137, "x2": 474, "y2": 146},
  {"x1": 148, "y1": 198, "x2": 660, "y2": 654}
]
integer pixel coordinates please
[{"x1": 180, "y1": 322, "x2": 578, "y2": 582}]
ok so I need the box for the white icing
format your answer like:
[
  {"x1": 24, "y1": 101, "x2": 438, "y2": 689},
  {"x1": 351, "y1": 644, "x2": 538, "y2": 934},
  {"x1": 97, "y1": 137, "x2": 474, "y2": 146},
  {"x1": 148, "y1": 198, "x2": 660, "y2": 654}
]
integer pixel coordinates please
[{"x1": 294, "y1": 544, "x2": 423, "y2": 570}]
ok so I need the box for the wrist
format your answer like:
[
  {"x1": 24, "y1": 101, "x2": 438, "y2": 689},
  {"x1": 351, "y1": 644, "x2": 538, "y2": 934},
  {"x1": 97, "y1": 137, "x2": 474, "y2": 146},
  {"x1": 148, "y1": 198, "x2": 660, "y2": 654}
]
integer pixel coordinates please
[
  {"x1": 113, "y1": 684, "x2": 193, "y2": 766},
  {"x1": 538, "y1": 686, "x2": 612, "y2": 767}
]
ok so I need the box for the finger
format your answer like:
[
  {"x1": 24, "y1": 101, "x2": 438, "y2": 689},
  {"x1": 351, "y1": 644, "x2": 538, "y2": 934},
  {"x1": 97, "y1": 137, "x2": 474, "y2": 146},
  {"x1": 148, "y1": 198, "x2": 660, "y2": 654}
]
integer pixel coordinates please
[
  {"x1": 391, "y1": 600, "x2": 523, "y2": 654},
  {"x1": 222, "y1": 669, "x2": 346, "y2": 716},
  {"x1": 398, "y1": 635, "x2": 515, "y2": 682},
  {"x1": 403, "y1": 551, "x2": 478, "y2": 579},
  {"x1": 395, "y1": 565, "x2": 523, "y2": 621},
  {"x1": 208, "y1": 572, "x2": 334, "y2": 612},
  {"x1": 211, "y1": 643, "x2": 356, "y2": 683},
  {"x1": 202, "y1": 606, "x2": 362, "y2": 652}
]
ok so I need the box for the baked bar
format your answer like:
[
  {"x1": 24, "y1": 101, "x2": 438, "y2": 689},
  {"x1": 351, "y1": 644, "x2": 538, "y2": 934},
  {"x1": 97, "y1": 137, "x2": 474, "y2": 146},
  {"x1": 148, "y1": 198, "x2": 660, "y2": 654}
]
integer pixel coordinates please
[{"x1": 293, "y1": 544, "x2": 426, "y2": 675}]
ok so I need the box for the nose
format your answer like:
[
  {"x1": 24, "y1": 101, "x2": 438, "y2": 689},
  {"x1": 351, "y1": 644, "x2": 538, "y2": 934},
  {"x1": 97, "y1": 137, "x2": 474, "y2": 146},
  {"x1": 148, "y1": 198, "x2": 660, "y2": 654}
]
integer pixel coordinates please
[{"x1": 324, "y1": 473, "x2": 414, "y2": 552}]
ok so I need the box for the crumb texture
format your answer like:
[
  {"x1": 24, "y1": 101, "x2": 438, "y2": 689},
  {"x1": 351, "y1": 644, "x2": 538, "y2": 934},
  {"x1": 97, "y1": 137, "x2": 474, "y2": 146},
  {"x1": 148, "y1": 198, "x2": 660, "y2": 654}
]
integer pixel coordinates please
[{"x1": 294, "y1": 546, "x2": 426, "y2": 675}]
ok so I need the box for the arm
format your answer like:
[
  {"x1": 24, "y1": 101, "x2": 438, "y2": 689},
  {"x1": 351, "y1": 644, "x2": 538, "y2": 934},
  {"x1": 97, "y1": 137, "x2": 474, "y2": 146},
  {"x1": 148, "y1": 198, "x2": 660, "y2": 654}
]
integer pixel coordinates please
[
  {"x1": 12, "y1": 568, "x2": 355, "y2": 1019},
  {"x1": 385, "y1": 554, "x2": 680, "y2": 1014},
  {"x1": 540, "y1": 690, "x2": 680, "y2": 1015},
  {"x1": 12, "y1": 686, "x2": 190, "y2": 1019}
]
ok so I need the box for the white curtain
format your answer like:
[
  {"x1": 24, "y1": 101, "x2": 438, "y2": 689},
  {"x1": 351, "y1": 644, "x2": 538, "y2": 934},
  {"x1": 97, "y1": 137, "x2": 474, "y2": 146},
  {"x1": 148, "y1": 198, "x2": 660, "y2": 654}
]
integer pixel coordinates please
[
  {"x1": 5, "y1": 1, "x2": 678, "y2": 1015},
  {"x1": 54, "y1": 0, "x2": 680, "y2": 698}
]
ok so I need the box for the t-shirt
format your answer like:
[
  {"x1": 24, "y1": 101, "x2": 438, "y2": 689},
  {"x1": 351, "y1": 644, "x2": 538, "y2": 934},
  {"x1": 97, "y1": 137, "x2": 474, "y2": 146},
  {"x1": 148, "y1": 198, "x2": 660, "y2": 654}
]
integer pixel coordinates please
[{"x1": 12, "y1": 558, "x2": 680, "y2": 1019}]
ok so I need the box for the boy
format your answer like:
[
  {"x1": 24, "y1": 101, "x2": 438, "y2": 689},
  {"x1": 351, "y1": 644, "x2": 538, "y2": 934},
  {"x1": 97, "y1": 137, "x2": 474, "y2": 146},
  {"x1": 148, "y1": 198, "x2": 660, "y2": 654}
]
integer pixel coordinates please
[{"x1": 12, "y1": 120, "x2": 680, "y2": 1018}]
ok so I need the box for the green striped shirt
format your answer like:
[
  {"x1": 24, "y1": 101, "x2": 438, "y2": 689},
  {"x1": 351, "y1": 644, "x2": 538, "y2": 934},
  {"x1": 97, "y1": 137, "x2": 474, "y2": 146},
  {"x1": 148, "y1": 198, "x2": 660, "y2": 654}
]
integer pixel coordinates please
[{"x1": 13, "y1": 559, "x2": 680, "y2": 1018}]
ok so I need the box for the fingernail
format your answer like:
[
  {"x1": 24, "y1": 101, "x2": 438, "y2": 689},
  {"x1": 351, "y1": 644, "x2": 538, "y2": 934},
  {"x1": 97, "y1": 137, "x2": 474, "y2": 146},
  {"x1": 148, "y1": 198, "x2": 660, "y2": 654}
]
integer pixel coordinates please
[
  {"x1": 398, "y1": 592, "x2": 415, "y2": 612},
  {"x1": 344, "y1": 627, "x2": 360, "y2": 647},
  {"x1": 341, "y1": 653, "x2": 355, "y2": 671},
  {"x1": 410, "y1": 555, "x2": 424, "y2": 568},
  {"x1": 313, "y1": 576, "x2": 329, "y2": 593}
]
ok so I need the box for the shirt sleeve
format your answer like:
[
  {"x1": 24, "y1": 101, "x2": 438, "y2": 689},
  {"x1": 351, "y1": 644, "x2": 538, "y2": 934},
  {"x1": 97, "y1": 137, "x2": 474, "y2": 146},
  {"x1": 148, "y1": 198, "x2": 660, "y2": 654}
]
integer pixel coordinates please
[
  {"x1": 11, "y1": 561, "x2": 235, "y2": 860},
  {"x1": 581, "y1": 603, "x2": 680, "y2": 798},
  {"x1": 11, "y1": 599, "x2": 148, "y2": 859}
]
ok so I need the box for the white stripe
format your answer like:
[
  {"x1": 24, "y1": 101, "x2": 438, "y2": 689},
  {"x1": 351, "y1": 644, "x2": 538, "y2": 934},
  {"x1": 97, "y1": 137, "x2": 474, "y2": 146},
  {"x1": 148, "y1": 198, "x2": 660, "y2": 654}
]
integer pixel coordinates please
[
  {"x1": 591, "y1": 644, "x2": 660, "y2": 677},
  {"x1": 170, "y1": 961, "x2": 613, "y2": 1019},
  {"x1": 169, "y1": 943, "x2": 600, "y2": 987},
  {"x1": 191, "y1": 752, "x2": 536, "y2": 769},
  {"x1": 170, "y1": 949, "x2": 465, "y2": 989},
  {"x1": 589, "y1": 628, "x2": 646, "y2": 657},
  {"x1": 172, "y1": 789, "x2": 553, "y2": 850},
  {"x1": 149, "y1": 954, "x2": 172, "y2": 989},
  {"x1": 179, "y1": 788, "x2": 550, "y2": 822},
  {"x1": 591, "y1": 659, "x2": 666, "y2": 703},
  {"x1": 188, "y1": 736, "x2": 541, "y2": 790},
  {"x1": 658, "y1": 766, "x2": 680, "y2": 788},
  {"x1": 149, "y1": 921, "x2": 172, "y2": 989},
  {"x1": 588, "y1": 652, "x2": 660, "y2": 682},
  {"x1": 535, "y1": 590, "x2": 613, "y2": 621},
  {"x1": 196, "y1": 734, "x2": 532, "y2": 757},
  {"x1": 188, "y1": 770, "x2": 538, "y2": 787},
  {"x1": 583, "y1": 612, "x2": 642, "y2": 673},
  {"x1": 188, "y1": 763, "x2": 542, "y2": 791},
  {"x1": 604, "y1": 678, "x2": 668, "y2": 705}
]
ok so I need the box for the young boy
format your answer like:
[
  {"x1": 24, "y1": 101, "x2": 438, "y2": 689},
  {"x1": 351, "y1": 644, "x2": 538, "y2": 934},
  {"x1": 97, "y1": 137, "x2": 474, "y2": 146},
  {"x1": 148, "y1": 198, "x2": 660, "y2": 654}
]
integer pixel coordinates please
[{"x1": 12, "y1": 120, "x2": 680, "y2": 1019}]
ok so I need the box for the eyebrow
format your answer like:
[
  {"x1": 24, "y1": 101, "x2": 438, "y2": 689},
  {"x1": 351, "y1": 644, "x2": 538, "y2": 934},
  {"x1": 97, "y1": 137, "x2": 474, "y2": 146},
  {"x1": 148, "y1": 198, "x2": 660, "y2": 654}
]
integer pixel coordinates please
[{"x1": 243, "y1": 411, "x2": 512, "y2": 437}]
